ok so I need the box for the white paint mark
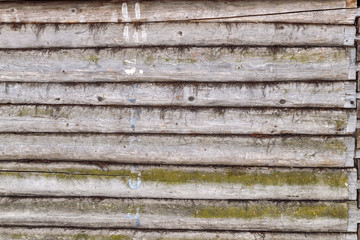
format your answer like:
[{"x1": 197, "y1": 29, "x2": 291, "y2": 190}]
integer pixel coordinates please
[
  {"x1": 122, "y1": 3, "x2": 131, "y2": 22},
  {"x1": 123, "y1": 25, "x2": 130, "y2": 42},
  {"x1": 125, "y1": 67, "x2": 136, "y2": 75},
  {"x1": 124, "y1": 59, "x2": 136, "y2": 65},
  {"x1": 126, "y1": 207, "x2": 140, "y2": 227},
  {"x1": 141, "y1": 26, "x2": 147, "y2": 42},
  {"x1": 79, "y1": 15, "x2": 86, "y2": 23},
  {"x1": 128, "y1": 177, "x2": 142, "y2": 189},
  {"x1": 130, "y1": 117, "x2": 138, "y2": 129},
  {"x1": 133, "y1": 29, "x2": 140, "y2": 43},
  {"x1": 135, "y1": 2, "x2": 141, "y2": 20},
  {"x1": 130, "y1": 138, "x2": 142, "y2": 142},
  {"x1": 139, "y1": 70, "x2": 144, "y2": 74},
  {"x1": 111, "y1": 11, "x2": 119, "y2": 22}
]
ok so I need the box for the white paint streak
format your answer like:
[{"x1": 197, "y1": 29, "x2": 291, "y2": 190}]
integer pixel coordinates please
[
  {"x1": 141, "y1": 26, "x2": 147, "y2": 42},
  {"x1": 111, "y1": 11, "x2": 119, "y2": 22},
  {"x1": 133, "y1": 29, "x2": 140, "y2": 43},
  {"x1": 122, "y1": 3, "x2": 131, "y2": 22},
  {"x1": 125, "y1": 67, "x2": 136, "y2": 75},
  {"x1": 123, "y1": 25, "x2": 130, "y2": 42},
  {"x1": 139, "y1": 70, "x2": 144, "y2": 74},
  {"x1": 135, "y1": 2, "x2": 141, "y2": 20},
  {"x1": 124, "y1": 59, "x2": 136, "y2": 65}
]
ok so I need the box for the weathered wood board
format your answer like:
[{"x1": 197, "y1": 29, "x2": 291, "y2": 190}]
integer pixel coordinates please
[
  {"x1": 0, "y1": 162, "x2": 354, "y2": 200},
  {"x1": 201, "y1": 9, "x2": 358, "y2": 25},
  {"x1": 0, "y1": 0, "x2": 358, "y2": 235},
  {"x1": 0, "y1": 0, "x2": 356, "y2": 24},
  {"x1": 1, "y1": 82, "x2": 356, "y2": 108},
  {"x1": 0, "y1": 23, "x2": 355, "y2": 48},
  {"x1": 0, "y1": 134, "x2": 354, "y2": 167},
  {"x1": 0, "y1": 228, "x2": 356, "y2": 240},
  {"x1": 0, "y1": 47, "x2": 355, "y2": 82},
  {"x1": 1, "y1": 105, "x2": 356, "y2": 135},
  {"x1": 0, "y1": 197, "x2": 354, "y2": 232}
]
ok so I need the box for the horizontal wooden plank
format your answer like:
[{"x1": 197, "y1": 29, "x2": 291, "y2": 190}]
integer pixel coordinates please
[
  {"x1": 0, "y1": 0, "x2": 356, "y2": 24},
  {"x1": 2, "y1": 104, "x2": 358, "y2": 135},
  {"x1": 1, "y1": 82, "x2": 356, "y2": 108},
  {"x1": 2, "y1": 105, "x2": 356, "y2": 135},
  {"x1": 0, "y1": 134, "x2": 355, "y2": 167},
  {"x1": 0, "y1": 162, "x2": 354, "y2": 200},
  {"x1": 0, "y1": 228, "x2": 357, "y2": 240},
  {"x1": 202, "y1": 9, "x2": 358, "y2": 25},
  {"x1": 0, "y1": 47, "x2": 355, "y2": 82},
  {"x1": 0, "y1": 197, "x2": 354, "y2": 232},
  {"x1": 0, "y1": 23, "x2": 355, "y2": 48}
]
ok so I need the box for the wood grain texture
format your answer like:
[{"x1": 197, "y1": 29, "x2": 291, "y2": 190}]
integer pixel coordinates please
[
  {"x1": 0, "y1": 228, "x2": 356, "y2": 240},
  {"x1": 1, "y1": 105, "x2": 357, "y2": 135},
  {"x1": 0, "y1": 162, "x2": 353, "y2": 200},
  {"x1": 0, "y1": 47, "x2": 355, "y2": 82},
  {"x1": 199, "y1": 9, "x2": 357, "y2": 25},
  {"x1": 0, "y1": 134, "x2": 355, "y2": 167},
  {"x1": 0, "y1": 23, "x2": 355, "y2": 48},
  {"x1": 0, "y1": 197, "x2": 353, "y2": 232},
  {"x1": 0, "y1": 0, "x2": 356, "y2": 24},
  {"x1": 1, "y1": 82, "x2": 356, "y2": 108}
]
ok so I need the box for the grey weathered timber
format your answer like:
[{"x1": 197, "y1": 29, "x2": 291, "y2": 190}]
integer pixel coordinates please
[
  {"x1": 203, "y1": 9, "x2": 358, "y2": 25},
  {"x1": 0, "y1": 197, "x2": 353, "y2": 232},
  {"x1": 0, "y1": 162, "x2": 353, "y2": 200},
  {"x1": 0, "y1": 0, "x2": 356, "y2": 24},
  {"x1": 0, "y1": 134, "x2": 355, "y2": 167},
  {"x1": 1, "y1": 82, "x2": 356, "y2": 108},
  {"x1": 0, "y1": 228, "x2": 356, "y2": 240},
  {"x1": 353, "y1": 131, "x2": 360, "y2": 158},
  {"x1": 0, "y1": 23, "x2": 355, "y2": 48},
  {"x1": 0, "y1": 47, "x2": 355, "y2": 82},
  {"x1": 1, "y1": 105, "x2": 356, "y2": 135}
]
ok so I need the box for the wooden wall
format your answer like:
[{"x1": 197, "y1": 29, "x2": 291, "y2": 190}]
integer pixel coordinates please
[{"x1": 0, "y1": 0, "x2": 359, "y2": 239}]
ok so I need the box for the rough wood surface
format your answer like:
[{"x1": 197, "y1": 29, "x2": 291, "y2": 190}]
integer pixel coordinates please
[
  {"x1": 200, "y1": 9, "x2": 358, "y2": 25},
  {"x1": 0, "y1": 197, "x2": 353, "y2": 232},
  {"x1": 0, "y1": 23, "x2": 355, "y2": 48},
  {"x1": 1, "y1": 105, "x2": 356, "y2": 135},
  {"x1": 0, "y1": 228, "x2": 356, "y2": 240},
  {"x1": 0, "y1": 134, "x2": 354, "y2": 167},
  {"x1": 0, "y1": 47, "x2": 355, "y2": 82},
  {"x1": 2, "y1": 82, "x2": 356, "y2": 108},
  {"x1": 0, "y1": 0, "x2": 356, "y2": 24},
  {"x1": 0, "y1": 162, "x2": 353, "y2": 200}
]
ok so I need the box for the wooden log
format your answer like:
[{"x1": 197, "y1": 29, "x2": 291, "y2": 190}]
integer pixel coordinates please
[
  {"x1": 1, "y1": 82, "x2": 356, "y2": 108},
  {"x1": 0, "y1": 23, "x2": 355, "y2": 48},
  {"x1": 0, "y1": 134, "x2": 355, "y2": 167},
  {"x1": 0, "y1": 197, "x2": 354, "y2": 232},
  {"x1": 0, "y1": 47, "x2": 355, "y2": 82},
  {"x1": 1, "y1": 105, "x2": 357, "y2": 135},
  {"x1": 0, "y1": 162, "x2": 354, "y2": 200},
  {"x1": 0, "y1": 0, "x2": 356, "y2": 24},
  {"x1": 200, "y1": 9, "x2": 358, "y2": 25},
  {"x1": 0, "y1": 228, "x2": 356, "y2": 240}
]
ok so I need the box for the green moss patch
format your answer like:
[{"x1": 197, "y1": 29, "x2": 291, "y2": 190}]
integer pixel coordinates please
[
  {"x1": 194, "y1": 202, "x2": 348, "y2": 219},
  {"x1": 0, "y1": 168, "x2": 348, "y2": 188}
]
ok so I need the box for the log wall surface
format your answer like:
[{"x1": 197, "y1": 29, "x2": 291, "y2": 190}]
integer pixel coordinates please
[{"x1": 1, "y1": 0, "x2": 360, "y2": 239}]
